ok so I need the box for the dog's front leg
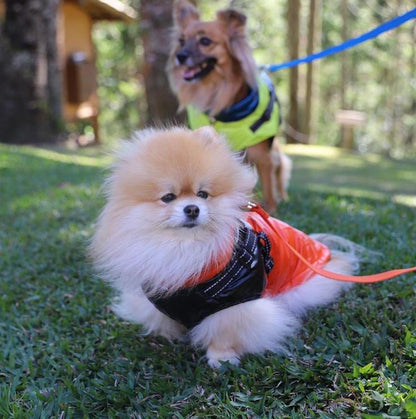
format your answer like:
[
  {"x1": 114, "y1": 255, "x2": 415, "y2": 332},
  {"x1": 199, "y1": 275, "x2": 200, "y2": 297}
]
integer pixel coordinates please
[
  {"x1": 113, "y1": 291, "x2": 187, "y2": 340},
  {"x1": 190, "y1": 298, "x2": 298, "y2": 367}
]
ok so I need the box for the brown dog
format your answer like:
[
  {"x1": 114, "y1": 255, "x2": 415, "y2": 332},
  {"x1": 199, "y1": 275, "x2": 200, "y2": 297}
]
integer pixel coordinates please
[{"x1": 167, "y1": 0, "x2": 291, "y2": 213}]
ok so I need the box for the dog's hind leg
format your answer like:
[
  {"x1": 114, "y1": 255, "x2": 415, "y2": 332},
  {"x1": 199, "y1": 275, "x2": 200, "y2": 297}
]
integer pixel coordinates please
[
  {"x1": 274, "y1": 152, "x2": 292, "y2": 201},
  {"x1": 246, "y1": 141, "x2": 277, "y2": 213}
]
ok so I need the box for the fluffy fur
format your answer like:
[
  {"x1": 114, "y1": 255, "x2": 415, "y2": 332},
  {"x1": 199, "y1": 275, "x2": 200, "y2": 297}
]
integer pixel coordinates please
[
  {"x1": 167, "y1": 0, "x2": 291, "y2": 212},
  {"x1": 167, "y1": 1, "x2": 257, "y2": 116},
  {"x1": 90, "y1": 127, "x2": 362, "y2": 368}
]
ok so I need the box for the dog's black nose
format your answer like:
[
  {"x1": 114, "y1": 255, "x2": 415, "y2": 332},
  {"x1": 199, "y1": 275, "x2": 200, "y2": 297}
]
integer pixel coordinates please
[
  {"x1": 176, "y1": 50, "x2": 189, "y2": 64},
  {"x1": 183, "y1": 204, "x2": 199, "y2": 219}
]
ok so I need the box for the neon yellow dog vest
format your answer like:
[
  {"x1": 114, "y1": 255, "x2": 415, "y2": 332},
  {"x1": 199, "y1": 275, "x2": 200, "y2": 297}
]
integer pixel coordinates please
[{"x1": 187, "y1": 74, "x2": 280, "y2": 151}]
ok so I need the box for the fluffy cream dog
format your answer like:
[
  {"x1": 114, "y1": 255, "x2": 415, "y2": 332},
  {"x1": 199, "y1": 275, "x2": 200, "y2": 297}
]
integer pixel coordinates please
[{"x1": 90, "y1": 127, "x2": 359, "y2": 367}]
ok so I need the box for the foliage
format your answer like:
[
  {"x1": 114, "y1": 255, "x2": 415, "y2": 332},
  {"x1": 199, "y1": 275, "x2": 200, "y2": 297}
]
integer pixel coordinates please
[
  {"x1": 93, "y1": 18, "x2": 143, "y2": 144},
  {"x1": 0, "y1": 142, "x2": 415, "y2": 417},
  {"x1": 317, "y1": 0, "x2": 416, "y2": 156}
]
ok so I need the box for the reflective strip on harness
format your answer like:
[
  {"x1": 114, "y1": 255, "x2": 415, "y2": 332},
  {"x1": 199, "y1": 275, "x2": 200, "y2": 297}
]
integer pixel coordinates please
[{"x1": 146, "y1": 223, "x2": 269, "y2": 329}]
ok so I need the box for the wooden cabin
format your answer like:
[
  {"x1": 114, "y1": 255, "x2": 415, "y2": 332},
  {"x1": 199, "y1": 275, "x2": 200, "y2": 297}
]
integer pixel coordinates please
[{"x1": 0, "y1": 0, "x2": 136, "y2": 142}]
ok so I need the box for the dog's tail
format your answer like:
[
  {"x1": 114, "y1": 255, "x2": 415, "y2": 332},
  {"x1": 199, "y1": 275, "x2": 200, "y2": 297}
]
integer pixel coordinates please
[
  {"x1": 276, "y1": 234, "x2": 381, "y2": 316},
  {"x1": 310, "y1": 233, "x2": 381, "y2": 275},
  {"x1": 279, "y1": 153, "x2": 293, "y2": 192},
  {"x1": 272, "y1": 151, "x2": 292, "y2": 200}
]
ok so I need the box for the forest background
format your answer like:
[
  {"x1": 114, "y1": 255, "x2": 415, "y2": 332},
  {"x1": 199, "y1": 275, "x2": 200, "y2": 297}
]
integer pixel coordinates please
[
  {"x1": 93, "y1": 0, "x2": 416, "y2": 157},
  {"x1": 0, "y1": 0, "x2": 414, "y2": 156}
]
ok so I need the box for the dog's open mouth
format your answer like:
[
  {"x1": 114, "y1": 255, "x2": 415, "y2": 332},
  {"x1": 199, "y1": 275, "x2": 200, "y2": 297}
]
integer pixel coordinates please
[{"x1": 182, "y1": 58, "x2": 217, "y2": 81}]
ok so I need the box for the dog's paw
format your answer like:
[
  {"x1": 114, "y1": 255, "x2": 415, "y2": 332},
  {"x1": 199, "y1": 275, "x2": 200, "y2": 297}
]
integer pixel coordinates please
[{"x1": 206, "y1": 347, "x2": 240, "y2": 368}]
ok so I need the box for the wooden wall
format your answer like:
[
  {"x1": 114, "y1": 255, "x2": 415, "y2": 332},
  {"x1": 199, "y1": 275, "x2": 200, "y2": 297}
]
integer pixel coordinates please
[{"x1": 59, "y1": 2, "x2": 98, "y2": 124}]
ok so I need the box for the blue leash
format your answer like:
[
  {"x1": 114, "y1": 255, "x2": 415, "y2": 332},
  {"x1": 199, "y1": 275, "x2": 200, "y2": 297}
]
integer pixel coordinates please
[{"x1": 264, "y1": 7, "x2": 416, "y2": 72}]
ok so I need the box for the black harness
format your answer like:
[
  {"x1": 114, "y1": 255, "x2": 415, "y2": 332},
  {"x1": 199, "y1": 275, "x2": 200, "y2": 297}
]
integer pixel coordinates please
[
  {"x1": 214, "y1": 77, "x2": 282, "y2": 134},
  {"x1": 250, "y1": 76, "x2": 282, "y2": 133},
  {"x1": 146, "y1": 224, "x2": 274, "y2": 329}
]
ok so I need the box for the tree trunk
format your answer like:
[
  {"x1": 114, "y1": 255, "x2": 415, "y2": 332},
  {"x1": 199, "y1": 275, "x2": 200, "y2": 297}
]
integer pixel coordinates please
[
  {"x1": 339, "y1": 0, "x2": 349, "y2": 148},
  {"x1": 286, "y1": 0, "x2": 301, "y2": 143},
  {"x1": 304, "y1": 0, "x2": 321, "y2": 141},
  {"x1": 0, "y1": 0, "x2": 63, "y2": 144},
  {"x1": 405, "y1": 22, "x2": 416, "y2": 147},
  {"x1": 140, "y1": 0, "x2": 184, "y2": 125}
]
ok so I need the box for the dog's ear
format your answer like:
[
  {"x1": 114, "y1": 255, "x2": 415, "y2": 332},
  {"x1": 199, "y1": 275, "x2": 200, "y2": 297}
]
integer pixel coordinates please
[
  {"x1": 216, "y1": 9, "x2": 257, "y2": 89},
  {"x1": 173, "y1": 0, "x2": 200, "y2": 30},
  {"x1": 216, "y1": 9, "x2": 247, "y2": 34}
]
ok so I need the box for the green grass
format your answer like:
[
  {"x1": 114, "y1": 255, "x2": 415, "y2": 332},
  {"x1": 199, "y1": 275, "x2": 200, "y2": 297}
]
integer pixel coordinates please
[{"x1": 0, "y1": 142, "x2": 415, "y2": 418}]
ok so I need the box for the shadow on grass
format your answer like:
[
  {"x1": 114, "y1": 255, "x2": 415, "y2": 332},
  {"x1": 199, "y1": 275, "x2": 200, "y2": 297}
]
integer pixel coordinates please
[
  {"x1": 0, "y1": 144, "x2": 108, "y2": 199},
  {"x1": 285, "y1": 144, "x2": 416, "y2": 206}
]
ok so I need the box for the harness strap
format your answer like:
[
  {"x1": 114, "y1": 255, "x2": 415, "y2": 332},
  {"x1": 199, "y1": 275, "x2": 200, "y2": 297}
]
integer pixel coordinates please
[
  {"x1": 248, "y1": 203, "x2": 416, "y2": 283},
  {"x1": 212, "y1": 73, "x2": 280, "y2": 132},
  {"x1": 249, "y1": 73, "x2": 282, "y2": 132},
  {"x1": 249, "y1": 82, "x2": 276, "y2": 133},
  {"x1": 145, "y1": 222, "x2": 267, "y2": 329}
]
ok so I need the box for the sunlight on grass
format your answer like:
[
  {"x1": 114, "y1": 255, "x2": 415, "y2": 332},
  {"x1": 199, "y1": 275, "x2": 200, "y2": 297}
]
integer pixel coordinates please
[
  {"x1": 2, "y1": 145, "x2": 112, "y2": 168},
  {"x1": 393, "y1": 194, "x2": 416, "y2": 207},
  {"x1": 307, "y1": 184, "x2": 387, "y2": 200},
  {"x1": 284, "y1": 144, "x2": 346, "y2": 159},
  {"x1": 307, "y1": 184, "x2": 416, "y2": 206}
]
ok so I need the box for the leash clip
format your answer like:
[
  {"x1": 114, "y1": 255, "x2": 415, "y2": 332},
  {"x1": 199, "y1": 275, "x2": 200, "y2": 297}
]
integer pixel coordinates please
[
  {"x1": 244, "y1": 201, "x2": 270, "y2": 220},
  {"x1": 241, "y1": 201, "x2": 259, "y2": 212}
]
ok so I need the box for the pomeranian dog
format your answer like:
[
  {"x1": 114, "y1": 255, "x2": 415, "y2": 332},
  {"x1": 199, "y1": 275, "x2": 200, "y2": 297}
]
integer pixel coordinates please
[
  {"x1": 90, "y1": 127, "x2": 362, "y2": 368},
  {"x1": 167, "y1": 0, "x2": 291, "y2": 213}
]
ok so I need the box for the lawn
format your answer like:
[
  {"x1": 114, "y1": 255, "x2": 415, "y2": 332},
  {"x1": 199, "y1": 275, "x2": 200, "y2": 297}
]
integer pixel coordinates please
[{"x1": 0, "y1": 142, "x2": 415, "y2": 417}]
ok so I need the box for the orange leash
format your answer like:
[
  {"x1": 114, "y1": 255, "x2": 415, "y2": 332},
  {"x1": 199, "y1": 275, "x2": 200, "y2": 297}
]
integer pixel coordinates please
[{"x1": 248, "y1": 202, "x2": 416, "y2": 284}]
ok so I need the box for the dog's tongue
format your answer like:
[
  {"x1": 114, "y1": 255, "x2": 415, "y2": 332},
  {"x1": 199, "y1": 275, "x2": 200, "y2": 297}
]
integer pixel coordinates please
[{"x1": 183, "y1": 67, "x2": 198, "y2": 80}]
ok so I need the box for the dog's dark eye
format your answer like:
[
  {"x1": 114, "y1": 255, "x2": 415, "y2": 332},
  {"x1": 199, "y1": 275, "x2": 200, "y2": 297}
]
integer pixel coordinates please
[
  {"x1": 197, "y1": 190, "x2": 209, "y2": 199},
  {"x1": 179, "y1": 37, "x2": 185, "y2": 47},
  {"x1": 199, "y1": 37, "x2": 212, "y2": 47},
  {"x1": 161, "y1": 193, "x2": 177, "y2": 203}
]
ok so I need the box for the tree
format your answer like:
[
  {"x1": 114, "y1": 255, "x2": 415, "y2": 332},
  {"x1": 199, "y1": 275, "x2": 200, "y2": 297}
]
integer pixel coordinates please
[
  {"x1": 304, "y1": 0, "x2": 321, "y2": 141},
  {"x1": 286, "y1": 0, "x2": 301, "y2": 143},
  {"x1": 139, "y1": 0, "x2": 184, "y2": 125},
  {"x1": 0, "y1": 0, "x2": 63, "y2": 144},
  {"x1": 339, "y1": 0, "x2": 351, "y2": 148}
]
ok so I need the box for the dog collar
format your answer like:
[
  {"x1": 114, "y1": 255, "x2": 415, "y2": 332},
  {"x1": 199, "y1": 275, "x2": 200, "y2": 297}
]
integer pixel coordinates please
[
  {"x1": 214, "y1": 86, "x2": 259, "y2": 123},
  {"x1": 146, "y1": 222, "x2": 274, "y2": 329}
]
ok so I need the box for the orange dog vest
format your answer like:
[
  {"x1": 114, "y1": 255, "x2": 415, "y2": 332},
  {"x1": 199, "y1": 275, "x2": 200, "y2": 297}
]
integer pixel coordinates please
[
  {"x1": 192, "y1": 211, "x2": 331, "y2": 294},
  {"x1": 147, "y1": 211, "x2": 331, "y2": 329},
  {"x1": 246, "y1": 211, "x2": 331, "y2": 296}
]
